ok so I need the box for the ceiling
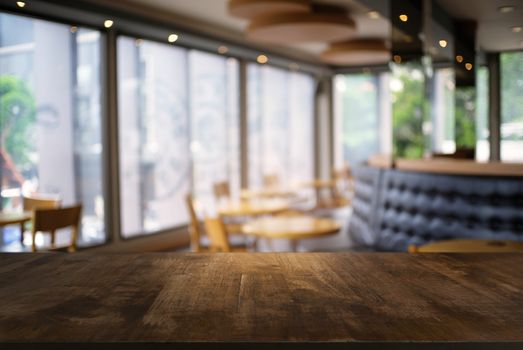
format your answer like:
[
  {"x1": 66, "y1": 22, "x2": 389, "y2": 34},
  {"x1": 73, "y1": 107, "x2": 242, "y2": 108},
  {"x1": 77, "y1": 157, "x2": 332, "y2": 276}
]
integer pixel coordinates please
[
  {"x1": 436, "y1": 0, "x2": 523, "y2": 52},
  {"x1": 90, "y1": 0, "x2": 522, "y2": 64}
]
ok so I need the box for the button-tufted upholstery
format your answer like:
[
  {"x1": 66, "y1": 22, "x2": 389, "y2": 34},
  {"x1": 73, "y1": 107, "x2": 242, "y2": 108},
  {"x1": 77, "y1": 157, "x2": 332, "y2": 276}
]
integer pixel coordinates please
[
  {"x1": 349, "y1": 166, "x2": 523, "y2": 251},
  {"x1": 348, "y1": 166, "x2": 383, "y2": 247}
]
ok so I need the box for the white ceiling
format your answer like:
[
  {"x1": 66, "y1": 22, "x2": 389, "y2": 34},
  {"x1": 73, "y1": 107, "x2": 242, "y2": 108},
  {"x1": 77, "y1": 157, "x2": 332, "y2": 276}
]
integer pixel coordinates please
[
  {"x1": 91, "y1": 0, "x2": 522, "y2": 64},
  {"x1": 436, "y1": 0, "x2": 523, "y2": 52},
  {"x1": 101, "y1": 0, "x2": 390, "y2": 60}
]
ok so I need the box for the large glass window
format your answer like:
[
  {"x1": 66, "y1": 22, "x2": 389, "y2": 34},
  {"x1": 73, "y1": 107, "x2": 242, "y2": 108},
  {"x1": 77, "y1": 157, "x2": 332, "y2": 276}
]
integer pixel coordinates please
[
  {"x1": 475, "y1": 66, "x2": 489, "y2": 161},
  {"x1": 117, "y1": 37, "x2": 240, "y2": 237},
  {"x1": 501, "y1": 51, "x2": 523, "y2": 162},
  {"x1": 248, "y1": 64, "x2": 315, "y2": 187},
  {"x1": 334, "y1": 74, "x2": 380, "y2": 166},
  {"x1": 189, "y1": 51, "x2": 240, "y2": 205},
  {"x1": 0, "y1": 13, "x2": 105, "y2": 248},
  {"x1": 118, "y1": 37, "x2": 190, "y2": 237}
]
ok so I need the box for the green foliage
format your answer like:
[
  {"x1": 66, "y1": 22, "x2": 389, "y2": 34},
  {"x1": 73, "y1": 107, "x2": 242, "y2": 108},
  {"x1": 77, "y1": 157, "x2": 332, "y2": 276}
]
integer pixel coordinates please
[
  {"x1": 0, "y1": 75, "x2": 36, "y2": 168},
  {"x1": 392, "y1": 65, "x2": 425, "y2": 159},
  {"x1": 501, "y1": 52, "x2": 523, "y2": 124},
  {"x1": 455, "y1": 87, "x2": 476, "y2": 148}
]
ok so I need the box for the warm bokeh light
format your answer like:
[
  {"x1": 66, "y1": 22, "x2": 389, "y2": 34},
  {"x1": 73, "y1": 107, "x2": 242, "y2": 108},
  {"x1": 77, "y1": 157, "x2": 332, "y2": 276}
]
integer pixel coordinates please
[
  {"x1": 439, "y1": 39, "x2": 447, "y2": 48},
  {"x1": 465, "y1": 63, "x2": 473, "y2": 71},
  {"x1": 456, "y1": 55, "x2": 463, "y2": 63},
  {"x1": 218, "y1": 45, "x2": 229, "y2": 54},
  {"x1": 511, "y1": 26, "x2": 523, "y2": 33},
  {"x1": 104, "y1": 20, "x2": 114, "y2": 28},
  {"x1": 393, "y1": 55, "x2": 402, "y2": 64},
  {"x1": 399, "y1": 14, "x2": 408, "y2": 22},
  {"x1": 16, "y1": 1, "x2": 25, "y2": 8},
  {"x1": 70, "y1": 26, "x2": 78, "y2": 33},
  {"x1": 257, "y1": 54, "x2": 268, "y2": 64},
  {"x1": 168, "y1": 34, "x2": 179, "y2": 43},
  {"x1": 367, "y1": 11, "x2": 380, "y2": 19}
]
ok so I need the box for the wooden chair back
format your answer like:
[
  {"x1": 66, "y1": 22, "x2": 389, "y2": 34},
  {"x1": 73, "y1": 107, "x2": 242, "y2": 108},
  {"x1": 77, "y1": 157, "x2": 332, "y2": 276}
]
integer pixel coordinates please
[
  {"x1": 263, "y1": 174, "x2": 279, "y2": 188},
  {"x1": 23, "y1": 195, "x2": 61, "y2": 211},
  {"x1": 32, "y1": 205, "x2": 82, "y2": 252},
  {"x1": 203, "y1": 217, "x2": 231, "y2": 252},
  {"x1": 213, "y1": 181, "x2": 230, "y2": 201},
  {"x1": 185, "y1": 194, "x2": 205, "y2": 252}
]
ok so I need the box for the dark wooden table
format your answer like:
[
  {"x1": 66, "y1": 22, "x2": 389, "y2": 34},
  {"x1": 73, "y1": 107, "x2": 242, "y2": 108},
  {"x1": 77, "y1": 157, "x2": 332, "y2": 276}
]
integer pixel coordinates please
[{"x1": 1, "y1": 252, "x2": 523, "y2": 349}]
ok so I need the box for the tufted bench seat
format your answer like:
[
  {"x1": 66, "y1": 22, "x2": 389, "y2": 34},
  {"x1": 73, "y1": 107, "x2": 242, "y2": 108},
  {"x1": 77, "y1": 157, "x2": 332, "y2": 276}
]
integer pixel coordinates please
[{"x1": 349, "y1": 166, "x2": 523, "y2": 251}]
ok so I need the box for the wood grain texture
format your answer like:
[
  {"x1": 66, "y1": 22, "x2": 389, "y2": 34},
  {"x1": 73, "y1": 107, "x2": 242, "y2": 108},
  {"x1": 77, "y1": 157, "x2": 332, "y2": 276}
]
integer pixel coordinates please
[
  {"x1": 395, "y1": 159, "x2": 523, "y2": 177},
  {"x1": 0, "y1": 253, "x2": 522, "y2": 347}
]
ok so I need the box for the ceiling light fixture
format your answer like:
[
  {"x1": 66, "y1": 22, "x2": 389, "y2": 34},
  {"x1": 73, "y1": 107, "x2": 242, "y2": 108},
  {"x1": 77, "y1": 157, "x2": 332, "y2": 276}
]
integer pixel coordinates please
[
  {"x1": 16, "y1": 1, "x2": 25, "y2": 8},
  {"x1": 399, "y1": 14, "x2": 408, "y2": 22},
  {"x1": 498, "y1": 5, "x2": 516, "y2": 13},
  {"x1": 321, "y1": 39, "x2": 390, "y2": 66},
  {"x1": 168, "y1": 34, "x2": 179, "y2": 43},
  {"x1": 229, "y1": 0, "x2": 311, "y2": 19},
  {"x1": 367, "y1": 11, "x2": 380, "y2": 19},
  {"x1": 104, "y1": 20, "x2": 114, "y2": 28},
  {"x1": 465, "y1": 63, "x2": 473, "y2": 71},
  {"x1": 438, "y1": 39, "x2": 447, "y2": 48},
  {"x1": 393, "y1": 55, "x2": 402, "y2": 63},
  {"x1": 70, "y1": 26, "x2": 78, "y2": 33},
  {"x1": 511, "y1": 26, "x2": 523, "y2": 33},
  {"x1": 246, "y1": 9, "x2": 356, "y2": 44},
  {"x1": 257, "y1": 54, "x2": 268, "y2": 64},
  {"x1": 218, "y1": 45, "x2": 229, "y2": 54},
  {"x1": 456, "y1": 55, "x2": 463, "y2": 63}
]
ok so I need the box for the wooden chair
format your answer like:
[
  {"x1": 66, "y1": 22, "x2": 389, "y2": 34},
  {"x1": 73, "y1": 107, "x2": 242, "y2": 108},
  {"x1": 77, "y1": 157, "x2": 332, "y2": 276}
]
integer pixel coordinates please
[
  {"x1": 213, "y1": 181, "x2": 231, "y2": 202},
  {"x1": 32, "y1": 205, "x2": 82, "y2": 252},
  {"x1": 409, "y1": 239, "x2": 523, "y2": 253},
  {"x1": 21, "y1": 195, "x2": 61, "y2": 243},
  {"x1": 203, "y1": 217, "x2": 248, "y2": 253},
  {"x1": 185, "y1": 194, "x2": 208, "y2": 252}
]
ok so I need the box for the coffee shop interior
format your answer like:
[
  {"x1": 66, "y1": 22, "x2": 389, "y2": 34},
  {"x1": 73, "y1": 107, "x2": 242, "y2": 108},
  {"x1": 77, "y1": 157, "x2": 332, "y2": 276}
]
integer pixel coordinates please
[
  {"x1": 1, "y1": 0, "x2": 522, "y2": 254},
  {"x1": 0, "y1": 0, "x2": 523, "y2": 346}
]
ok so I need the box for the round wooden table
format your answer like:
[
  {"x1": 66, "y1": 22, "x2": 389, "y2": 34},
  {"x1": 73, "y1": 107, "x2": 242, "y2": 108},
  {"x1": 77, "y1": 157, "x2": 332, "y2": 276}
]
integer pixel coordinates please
[
  {"x1": 242, "y1": 215, "x2": 340, "y2": 251},
  {"x1": 299, "y1": 179, "x2": 336, "y2": 189},
  {"x1": 0, "y1": 211, "x2": 32, "y2": 244},
  {"x1": 240, "y1": 188, "x2": 297, "y2": 200},
  {"x1": 412, "y1": 239, "x2": 523, "y2": 253},
  {"x1": 217, "y1": 199, "x2": 290, "y2": 217}
]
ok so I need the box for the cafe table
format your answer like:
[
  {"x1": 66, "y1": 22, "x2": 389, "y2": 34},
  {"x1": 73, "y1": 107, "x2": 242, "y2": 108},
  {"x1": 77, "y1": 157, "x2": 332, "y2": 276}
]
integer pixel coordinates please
[
  {"x1": 1, "y1": 252, "x2": 522, "y2": 349},
  {"x1": 0, "y1": 211, "x2": 32, "y2": 243},
  {"x1": 239, "y1": 187, "x2": 298, "y2": 200},
  {"x1": 242, "y1": 215, "x2": 340, "y2": 251},
  {"x1": 217, "y1": 198, "x2": 290, "y2": 217}
]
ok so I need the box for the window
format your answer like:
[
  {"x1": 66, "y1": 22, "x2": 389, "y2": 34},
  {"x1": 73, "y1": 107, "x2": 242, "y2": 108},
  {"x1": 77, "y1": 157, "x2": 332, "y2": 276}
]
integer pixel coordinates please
[
  {"x1": 248, "y1": 64, "x2": 315, "y2": 187},
  {"x1": 334, "y1": 74, "x2": 381, "y2": 166},
  {"x1": 432, "y1": 68, "x2": 455, "y2": 154},
  {"x1": 475, "y1": 66, "x2": 489, "y2": 161},
  {"x1": 391, "y1": 62, "x2": 426, "y2": 158},
  {"x1": 0, "y1": 13, "x2": 105, "y2": 248},
  {"x1": 501, "y1": 51, "x2": 523, "y2": 162},
  {"x1": 117, "y1": 37, "x2": 190, "y2": 237},
  {"x1": 189, "y1": 51, "x2": 240, "y2": 206},
  {"x1": 117, "y1": 38, "x2": 241, "y2": 237}
]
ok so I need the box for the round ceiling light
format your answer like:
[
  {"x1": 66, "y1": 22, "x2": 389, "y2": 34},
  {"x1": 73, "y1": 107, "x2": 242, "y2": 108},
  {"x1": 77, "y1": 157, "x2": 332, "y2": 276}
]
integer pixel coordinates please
[
  {"x1": 320, "y1": 39, "x2": 390, "y2": 66},
  {"x1": 229, "y1": 0, "x2": 311, "y2": 19},
  {"x1": 246, "y1": 11, "x2": 356, "y2": 44}
]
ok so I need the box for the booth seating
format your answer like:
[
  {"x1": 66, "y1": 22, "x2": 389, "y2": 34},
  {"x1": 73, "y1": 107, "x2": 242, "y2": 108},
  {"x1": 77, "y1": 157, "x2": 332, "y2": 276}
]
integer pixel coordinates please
[{"x1": 349, "y1": 165, "x2": 523, "y2": 251}]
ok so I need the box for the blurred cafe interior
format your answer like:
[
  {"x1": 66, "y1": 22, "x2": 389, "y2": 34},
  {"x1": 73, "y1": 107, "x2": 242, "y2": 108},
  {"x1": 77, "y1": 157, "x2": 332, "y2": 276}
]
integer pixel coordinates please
[{"x1": 1, "y1": 0, "x2": 523, "y2": 346}]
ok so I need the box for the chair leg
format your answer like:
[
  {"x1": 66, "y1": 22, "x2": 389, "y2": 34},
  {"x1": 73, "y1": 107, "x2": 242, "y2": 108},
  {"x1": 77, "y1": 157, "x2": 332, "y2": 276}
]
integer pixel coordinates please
[
  {"x1": 20, "y1": 223, "x2": 25, "y2": 244},
  {"x1": 31, "y1": 230, "x2": 37, "y2": 252},
  {"x1": 51, "y1": 230, "x2": 56, "y2": 247}
]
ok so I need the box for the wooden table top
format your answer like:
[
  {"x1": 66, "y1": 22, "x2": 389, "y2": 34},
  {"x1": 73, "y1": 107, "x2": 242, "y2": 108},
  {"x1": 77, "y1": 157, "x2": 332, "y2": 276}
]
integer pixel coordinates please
[
  {"x1": 242, "y1": 215, "x2": 340, "y2": 239},
  {"x1": 217, "y1": 199, "x2": 289, "y2": 217},
  {"x1": 240, "y1": 187, "x2": 297, "y2": 200},
  {"x1": 0, "y1": 211, "x2": 31, "y2": 226},
  {"x1": 415, "y1": 239, "x2": 523, "y2": 253},
  {"x1": 1, "y1": 253, "x2": 523, "y2": 348}
]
